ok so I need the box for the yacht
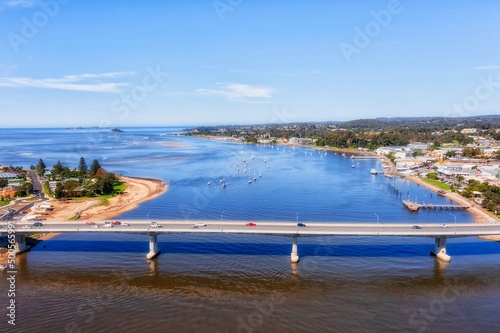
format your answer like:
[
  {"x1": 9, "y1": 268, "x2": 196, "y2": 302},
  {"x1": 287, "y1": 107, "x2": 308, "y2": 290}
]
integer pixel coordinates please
[{"x1": 370, "y1": 169, "x2": 378, "y2": 175}]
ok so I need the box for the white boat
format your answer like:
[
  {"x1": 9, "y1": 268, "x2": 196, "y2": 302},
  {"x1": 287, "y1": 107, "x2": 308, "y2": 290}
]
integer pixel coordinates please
[
  {"x1": 342, "y1": 153, "x2": 346, "y2": 157},
  {"x1": 253, "y1": 173, "x2": 256, "y2": 181},
  {"x1": 220, "y1": 179, "x2": 223, "y2": 183},
  {"x1": 248, "y1": 180, "x2": 252, "y2": 184},
  {"x1": 352, "y1": 165, "x2": 355, "y2": 168},
  {"x1": 267, "y1": 166, "x2": 270, "y2": 169},
  {"x1": 222, "y1": 182, "x2": 227, "y2": 188},
  {"x1": 252, "y1": 153, "x2": 254, "y2": 160},
  {"x1": 259, "y1": 169, "x2": 262, "y2": 177},
  {"x1": 370, "y1": 169, "x2": 378, "y2": 175}
]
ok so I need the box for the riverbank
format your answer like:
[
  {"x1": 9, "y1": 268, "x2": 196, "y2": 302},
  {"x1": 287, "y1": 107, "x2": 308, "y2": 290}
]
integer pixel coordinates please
[{"x1": 406, "y1": 176, "x2": 500, "y2": 241}]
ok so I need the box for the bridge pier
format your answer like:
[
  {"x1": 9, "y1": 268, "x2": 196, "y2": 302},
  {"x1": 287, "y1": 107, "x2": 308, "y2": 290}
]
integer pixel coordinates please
[
  {"x1": 431, "y1": 236, "x2": 450, "y2": 262},
  {"x1": 147, "y1": 234, "x2": 161, "y2": 259},
  {"x1": 291, "y1": 235, "x2": 299, "y2": 263},
  {"x1": 15, "y1": 234, "x2": 31, "y2": 255}
]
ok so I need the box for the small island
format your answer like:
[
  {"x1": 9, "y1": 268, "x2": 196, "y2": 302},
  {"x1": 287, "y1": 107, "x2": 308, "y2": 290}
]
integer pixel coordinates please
[{"x1": 111, "y1": 128, "x2": 124, "y2": 133}]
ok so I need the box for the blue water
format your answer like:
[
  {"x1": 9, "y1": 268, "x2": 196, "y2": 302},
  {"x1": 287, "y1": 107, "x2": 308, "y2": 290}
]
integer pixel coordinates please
[
  {"x1": 3, "y1": 127, "x2": 500, "y2": 333},
  {"x1": 0, "y1": 127, "x2": 473, "y2": 224}
]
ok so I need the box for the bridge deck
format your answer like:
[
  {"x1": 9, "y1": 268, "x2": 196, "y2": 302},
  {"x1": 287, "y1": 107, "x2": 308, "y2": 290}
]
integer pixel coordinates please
[{"x1": 1, "y1": 220, "x2": 500, "y2": 238}]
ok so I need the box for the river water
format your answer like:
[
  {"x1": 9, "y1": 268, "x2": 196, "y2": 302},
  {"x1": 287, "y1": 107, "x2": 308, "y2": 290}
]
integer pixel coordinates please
[{"x1": 1, "y1": 127, "x2": 500, "y2": 332}]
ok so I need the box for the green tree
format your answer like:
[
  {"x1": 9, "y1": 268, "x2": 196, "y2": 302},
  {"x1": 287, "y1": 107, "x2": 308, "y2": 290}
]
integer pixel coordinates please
[
  {"x1": 0, "y1": 179, "x2": 8, "y2": 188},
  {"x1": 445, "y1": 151, "x2": 456, "y2": 158},
  {"x1": 53, "y1": 161, "x2": 64, "y2": 175},
  {"x1": 37, "y1": 158, "x2": 46, "y2": 176},
  {"x1": 89, "y1": 159, "x2": 101, "y2": 177},
  {"x1": 30, "y1": 165, "x2": 35, "y2": 170},
  {"x1": 78, "y1": 157, "x2": 87, "y2": 176},
  {"x1": 64, "y1": 180, "x2": 79, "y2": 195},
  {"x1": 21, "y1": 182, "x2": 33, "y2": 195}
]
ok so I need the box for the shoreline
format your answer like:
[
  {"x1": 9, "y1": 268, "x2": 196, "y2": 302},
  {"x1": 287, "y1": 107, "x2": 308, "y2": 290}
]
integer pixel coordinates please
[
  {"x1": 0, "y1": 176, "x2": 168, "y2": 262},
  {"x1": 406, "y1": 176, "x2": 500, "y2": 242}
]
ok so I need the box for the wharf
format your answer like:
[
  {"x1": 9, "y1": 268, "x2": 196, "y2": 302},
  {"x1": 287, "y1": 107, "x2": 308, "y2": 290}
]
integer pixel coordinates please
[{"x1": 403, "y1": 200, "x2": 470, "y2": 212}]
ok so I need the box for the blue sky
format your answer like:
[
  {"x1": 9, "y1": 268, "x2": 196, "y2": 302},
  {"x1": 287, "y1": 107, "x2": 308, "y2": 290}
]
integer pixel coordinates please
[{"x1": 0, "y1": 0, "x2": 499, "y2": 127}]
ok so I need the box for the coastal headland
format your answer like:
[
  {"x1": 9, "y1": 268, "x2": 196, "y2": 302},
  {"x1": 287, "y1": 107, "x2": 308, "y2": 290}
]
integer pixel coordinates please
[{"x1": 0, "y1": 176, "x2": 167, "y2": 262}]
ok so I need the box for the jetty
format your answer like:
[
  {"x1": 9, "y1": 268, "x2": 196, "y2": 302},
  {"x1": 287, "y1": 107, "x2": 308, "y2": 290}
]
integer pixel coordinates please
[{"x1": 403, "y1": 200, "x2": 470, "y2": 212}]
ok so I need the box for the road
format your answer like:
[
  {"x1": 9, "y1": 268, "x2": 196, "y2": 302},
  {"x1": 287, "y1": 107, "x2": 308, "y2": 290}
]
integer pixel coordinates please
[
  {"x1": 2, "y1": 220, "x2": 500, "y2": 238},
  {"x1": 0, "y1": 171, "x2": 48, "y2": 221}
]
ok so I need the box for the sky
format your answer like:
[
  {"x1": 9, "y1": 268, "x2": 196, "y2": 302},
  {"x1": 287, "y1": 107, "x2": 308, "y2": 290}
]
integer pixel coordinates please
[{"x1": 0, "y1": 0, "x2": 499, "y2": 128}]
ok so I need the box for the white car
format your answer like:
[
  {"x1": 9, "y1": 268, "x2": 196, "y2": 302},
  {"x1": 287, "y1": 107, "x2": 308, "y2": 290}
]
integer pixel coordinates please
[
  {"x1": 121, "y1": 222, "x2": 130, "y2": 226},
  {"x1": 93, "y1": 225, "x2": 100, "y2": 228},
  {"x1": 104, "y1": 224, "x2": 113, "y2": 228},
  {"x1": 195, "y1": 222, "x2": 206, "y2": 227},
  {"x1": 440, "y1": 224, "x2": 448, "y2": 228},
  {"x1": 22, "y1": 225, "x2": 32, "y2": 229},
  {"x1": 150, "y1": 222, "x2": 162, "y2": 228}
]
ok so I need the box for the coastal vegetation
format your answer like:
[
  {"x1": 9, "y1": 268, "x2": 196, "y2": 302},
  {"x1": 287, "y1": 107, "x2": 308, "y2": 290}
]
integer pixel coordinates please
[{"x1": 40, "y1": 158, "x2": 127, "y2": 200}]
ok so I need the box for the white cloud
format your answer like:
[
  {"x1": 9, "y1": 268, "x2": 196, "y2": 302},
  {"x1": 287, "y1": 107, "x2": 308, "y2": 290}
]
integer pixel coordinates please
[
  {"x1": 0, "y1": 72, "x2": 134, "y2": 93},
  {"x1": 475, "y1": 65, "x2": 500, "y2": 70},
  {"x1": 4, "y1": 0, "x2": 36, "y2": 8},
  {"x1": 197, "y1": 83, "x2": 274, "y2": 103}
]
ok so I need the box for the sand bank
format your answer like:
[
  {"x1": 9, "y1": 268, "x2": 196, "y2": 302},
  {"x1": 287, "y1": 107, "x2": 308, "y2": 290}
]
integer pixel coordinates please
[{"x1": 162, "y1": 142, "x2": 188, "y2": 147}]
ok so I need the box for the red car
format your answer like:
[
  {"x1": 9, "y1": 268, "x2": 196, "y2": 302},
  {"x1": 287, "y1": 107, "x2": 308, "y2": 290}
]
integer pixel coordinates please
[
  {"x1": 112, "y1": 221, "x2": 121, "y2": 225},
  {"x1": 86, "y1": 221, "x2": 95, "y2": 225},
  {"x1": 246, "y1": 223, "x2": 257, "y2": 226}
]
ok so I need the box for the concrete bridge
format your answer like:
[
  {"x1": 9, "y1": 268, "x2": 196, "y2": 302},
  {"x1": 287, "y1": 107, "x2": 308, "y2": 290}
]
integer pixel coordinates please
[{"x1": 2, "y1": 220, "x2": 500, "y2": 263}]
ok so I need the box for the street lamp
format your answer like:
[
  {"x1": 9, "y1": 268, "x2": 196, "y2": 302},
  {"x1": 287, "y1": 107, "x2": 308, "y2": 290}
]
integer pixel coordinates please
[
  {"x1": 147, "y1": 211, "x2": 151, "y2": 221},
  {"x1": 375, "y1": 213, "x2": 379, "y2": 234},
  {"x1": 449, "y1": 213, "x2": 457, "y2": 234}
]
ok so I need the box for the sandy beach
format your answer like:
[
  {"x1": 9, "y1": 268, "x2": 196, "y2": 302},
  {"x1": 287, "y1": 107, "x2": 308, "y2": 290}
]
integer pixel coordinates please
[
  {"x1": 162, "y1": 142, "x2": 188, "y2": 147},
  {"x1": 44, "y1": 176, "x2": 167, "y2": 221}
]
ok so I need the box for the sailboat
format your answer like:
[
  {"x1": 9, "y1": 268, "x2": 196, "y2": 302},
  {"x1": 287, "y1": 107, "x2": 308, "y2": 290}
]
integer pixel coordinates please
[
  {"x1": 259, "y1": 169, "x2": 262, "y2": 177},
  {"x1": 253, "y1": 172, "x2": 256, "y2": 181},
  {"x1": 251, "y1": 153, "x2": 254, "y2": 160},
  {"x1": 208, "y1": 178, "x2": 211, "y2": 186}
]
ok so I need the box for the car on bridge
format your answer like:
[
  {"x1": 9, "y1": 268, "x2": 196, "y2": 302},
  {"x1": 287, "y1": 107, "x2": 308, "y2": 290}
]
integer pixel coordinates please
[
  {"x1": 412, "y1": 225, "x2": 422, "y2": 229},
  {"x1": 440, "y1": 224, "x2": 448, "y2": 228},
  {"x1": 150, "y1": 221, "x2": 162, "y2": 228},
  {"x1": 112, "y1": 221, "x2": 121, "y2": 225},
  {"x1": 195, "y1": 222, "x2": 206, "y2": 227},
  {"x1": 121, "y1": 222, "x2": 130, "y2": 226},
  {"x1": 33, "y1": 222, "x2": 43, "y2": 227},
  {"x1": 246, "y1": 223, "x2": 257, "y2": 226},
  {"x1": 297, "y1": 223, "x2": 306, "y2": 227},
  {"x1": 86, "y1": 221, "x2": 95, "y2": 225},
  {"x1": 22, "y1": 225, "x2": 32, "y2": 229},
  {"x1": 104, "y1": 223, "x2": 113, "y2": 228}
]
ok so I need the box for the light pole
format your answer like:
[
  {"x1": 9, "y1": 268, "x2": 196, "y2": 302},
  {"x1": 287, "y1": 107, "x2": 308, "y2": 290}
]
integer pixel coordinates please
[
  {"x1": 375, "y1": 213, "x2": 379, "y2": 234},
  {"x1": 449, "y1": 213, "x2": 457, "y2": 234},
  {"x1": 147, "y1": 211, "x2": 151, "y2": 221}
]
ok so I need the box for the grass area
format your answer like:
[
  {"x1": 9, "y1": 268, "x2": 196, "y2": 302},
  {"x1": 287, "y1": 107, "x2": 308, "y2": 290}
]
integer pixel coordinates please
[
  {"x1": 114, "y1": 181, "x2": 127, "y2": 193},
  {"x1": 25, "y1": 198, "x2": 39, "y2": 201},
  {"x1": 96, "y1": 199, "x2": 110, "y2": 207},
  {"x1": 0, "y1": 200, "x2": 12, "y2": 207},
  {"x1": 422, "y1": 178, "x2": 452, "y2": 191},
  {"x1": 69, "y1": 215, "x2": 80, "y2": 220}
]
